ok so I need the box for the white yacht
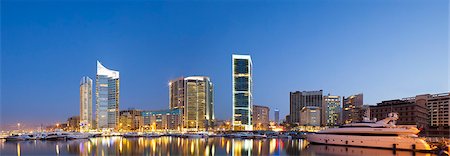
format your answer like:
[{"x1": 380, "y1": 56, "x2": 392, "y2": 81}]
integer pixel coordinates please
[
  {"x1": 5, "y1": 134, "x2": 31, "y2": 141},
  {"x1": 306, "y1": 113, "x2": 433, "y2": 151}
]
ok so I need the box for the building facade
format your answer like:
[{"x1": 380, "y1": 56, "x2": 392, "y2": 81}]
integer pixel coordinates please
[
  {"x1": 119, "y1": 109, "x2": 143, "y2": 131},
  {"x1": 300, "y1": 106, "x2": 321, "y2": 126},
  {"x1": 96, "y1": 61, "x2": 120, "y2": 129},
  {"x1": 370, "y1": 96, "x2": 428, "y2": 132},
  {"x1": 323, "y1": 95, "x2": 341, "y2": 126},
  {"x1": 289, "y1": 90, "x2": 323, "y2": 124},
  {"x1": 142, "y1": 109, "x2": 181, "y2": 131},
  {"x1": 342, "y1": 94, "x2": 363, "y2": 124},
  {"x1": 232, "y1": 54, "x2": 253, "y2": 131},
  {"x1": 252, "y1": 105, "x2": 270, "y2": 130},
  {"x1": 184, "y1": 76, "x2": 214, "y2": 131},
  {"x1": 274, "y1": 108, "x2": 280, "y2": 124},
  {"x1": 67, "y1": 116, "x2": 80, "y2": 131},
  {"x1": 426, "y1": 93, "x2": 449, "y2": 137},
  {"x1": 80, "y1": 76, "x2": 93, "y2": 131}
]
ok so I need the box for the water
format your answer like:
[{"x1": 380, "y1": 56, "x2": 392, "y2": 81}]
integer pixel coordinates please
[{"x1": 0, "y1": 137, "x2": 435, "y2": 156}]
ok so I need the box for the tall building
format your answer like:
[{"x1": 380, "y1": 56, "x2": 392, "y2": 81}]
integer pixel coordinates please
[
  {"x1": 119, "y1": 109, "x2": 143, "y2": 131},
  {"x1": 142, "y1": 109, "x2": 181, "y2": 131},
  {"x1": 169, "y1": 77, "x2": 185, "y2": 110},
  {"x1": 252, "y1": 105, "x2": 270, "y2": 130},
  {"x1": 300, "y1": 106, "x2": 321, "y2": 126},
  {"x1": 274, "y1": 108, "x2": 280, "y2": 124},
  {"x1": 80, "y1": 76, "x2": 93, "y2": 131},
  {"x1": 289, "y1": 90, "x2": 323, "y2": 124},
  {"x1": 342, "y1": 93, "x2": 363, "y2": 124},
  {"x1": 96, "y1": 61, "x2": 120, "y2": 129},
  {"x1": 232, "y1": 54, "x2": 253, "y2": 131},
  {"x1": 184, "y1": 76, "x2": 214, "y2": 131},
  {"x1": 323, "y1": 95, "x2": 341, "y2": 126}
]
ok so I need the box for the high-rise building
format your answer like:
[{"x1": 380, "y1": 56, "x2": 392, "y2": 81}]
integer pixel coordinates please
[
  {"x1": 119, "y1": 109, "x2": 143, "y2": 131},
  {"x1": 169, "y1": 77, "x2": 185, "y2": 110},
  {"x1": 96, "y1": 61, "x2": 120, "y2": 129},
  {"x1": 300, "y1": 106, "x2": 321, "y2": 126},
  {"x1": 289, "y1": 90, "x2": 323, "y2": 124},
  {"x1": 323, "y1": 95, "x2": 341, "y2": 126},
  {"x1": 80, "y1": 76, "x2": 93, "y2": 131},
  {"x1": 342, "y1": 94, "x2": 363, "y2": 124},
  {"x1": 184, "y1": 76, "x2": 214, "y2": 131},
  {"x1": 232, "y1": 54, "x2": 253, "y2": 131},
  {"x1": 252, "y1": 105, "x2": 270, "y2": 130},
  {"x1": 274, "y1": 108, "x2": 280, "y2": 124}
]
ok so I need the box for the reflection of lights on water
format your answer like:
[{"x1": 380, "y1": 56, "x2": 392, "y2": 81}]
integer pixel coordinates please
[
  {"x1": 258, "y1": 140, "x2": 262, "y2": 155},
  {"x1": 119, "y1": 141, "x2": 123, "y2": 154},
  {"x1": 56, "y1": 144, "x2": 60, "y2": 155},
  {"x1": 205, "y1": 144, "x2": 210, "y2": 156},
  {"x1": 87, "y1": 142, "x2": 91, "y2": 154},
  {"x1": 17, "y1": 143, "x2": 21, "y2": 156},
  {"x1": 212, "y1": 144, "x2": 215, "y2": 156},
  {"x1": 226, "y1": 140, "x2": 230, "y2": 154},
  {"x1": 190, "y1": 141, "x2": 194, "y2": 154},
  {"x1": 269, "y1": 139, "x2": 276, "y2": 154}
]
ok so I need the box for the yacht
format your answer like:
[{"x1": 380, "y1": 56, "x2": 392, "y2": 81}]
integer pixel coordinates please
[
  {"x1": 5, "y1": 134, "x2": 31, "y2": 141},
  {"x1": 123, "y1": 132, "x2": 142, "y2": 138},
  {"x1": 45, "y1": 132, "x2": 70, "y2": 140},
  {"x1": 66, "y1": 132, "x2": 90, "y2": 139},
  {"x1": 306, "y1": 113, "x2": 433, "y2": 151}
]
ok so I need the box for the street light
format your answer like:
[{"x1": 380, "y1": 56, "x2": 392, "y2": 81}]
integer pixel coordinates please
[{"x1": 17, "y1": 123, "x2": 21, "y2": 131}]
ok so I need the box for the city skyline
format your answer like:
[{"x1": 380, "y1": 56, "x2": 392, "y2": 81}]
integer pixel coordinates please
[{"x1": 2, "y1": 1, "x2": 448, "y2": 129}]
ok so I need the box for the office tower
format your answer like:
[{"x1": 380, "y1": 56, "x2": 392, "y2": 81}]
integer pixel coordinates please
[
  {"x1": 274, "y1": 108, "x2": 280, "y2": 124},
  {"x1": 232, "y1": 54, "x2": 253, "y2": 131},
  {"x1": 119, "y1": 109, "x2": 143, "y2": 131},
  {"x1": 323, "y1": 95, "x2": 341, "y2": 126},
  {"x1": 142, "y1": 109, "x2": 181, "y2": 131},
  {"x1": 342, "y1": 93, "x2": 363, "y2": 124},
  {"x1": 184, "y1": 76, "x2": 214, "y2": 131},
  {"x1": 289, "y1": 90, "x2": 323, "y2": 124},
  {"x1": 96, "y1": 61, "x2": 120, "y2": 129},
  {"x1": 169, "y1": 77, "x2": 185, "y2": 110},
  {"x1": 80, "y1": 76, "x2": 93, "y2": 131},
  {"x1": 252, "y1": 105, "x2": 270, "y2": 130},
  {"x1": 300, "y1": 106, "x2": 321, "y2": 126}
]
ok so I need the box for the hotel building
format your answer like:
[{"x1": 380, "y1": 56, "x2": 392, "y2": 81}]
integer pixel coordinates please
[
  {"x1": 300, "y1": 106, "x2": 321, "y2": 126},
  {"x1": 232, "y1": 54, "x2": 253, "y2": 131},
  {"x1": 323, "y1": 95, "x2": 341, "y2": 126},
  {"x1": 142, "y1": 109, "x2": 181, "y2": 131},
  {"x1": 119, "y1": 109, "x2": 143, "y2": 131},
  {"x1": 96, "y1": 61, "x2": 120, "y2": 129},
  {"x1": 80, "y1": 76, "x2": 93, "y2": 131},
  {"x1": 289, "y1": 90, "x2": 323, "y2": 124},
  {"x1": 342, "y1": 94, "x2": 363, "y2": 124},
  {"x1": 426, "y1": 93, "x2": 449, "y2": 137},
  {"x1": 252, "y1": 105, "x2": 270, "y2": 130}
]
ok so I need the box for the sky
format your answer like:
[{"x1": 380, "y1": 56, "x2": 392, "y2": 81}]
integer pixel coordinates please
[{"x1": 1, "y1": 0, "x2": 448, "y2": 130}]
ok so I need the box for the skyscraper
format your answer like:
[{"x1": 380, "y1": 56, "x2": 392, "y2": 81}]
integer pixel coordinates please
[
  {"x1": 274, "y1": 108, "x2": 280, "y2": 124},
  {"x1": 342, "y1": 93, "x2": 363, "y2": 124},
  {"x1": 232, "y1": 54, "x2": 253, "y2": 131},
  {"x1": 96, "y1": 61, "x2": 120, "y2": 129},
  {"x1": 289, "y1": 90, "x2": 323, "y2": 124},
  {"x1": 323, "y1": 95, "x2": 341, "y2": 126},
  {"x1": 80, "y1": 76, "x2": 93, "y2": 131},
  {"x1": 184, "y1": 76, "x2": 214, "y2": 131}
]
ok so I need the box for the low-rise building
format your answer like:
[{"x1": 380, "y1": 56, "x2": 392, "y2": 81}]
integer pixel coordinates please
[
  {"x1": 300, "y1": 106, "x2": 321, "y2": 126},
  {"x1": 119, "y1": 109, "x2": 143, "y2": 131},
  {"x1": 67, "y1": 116, "x2": 80, "y2": 131},
  {"x1": 142, "y1": 109, "x2": 181, "y2": 131}
]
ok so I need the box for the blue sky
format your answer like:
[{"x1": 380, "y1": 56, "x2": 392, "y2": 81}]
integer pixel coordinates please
[{"x1": 1, "y1": 0, "x2": 448, "y2": 130}]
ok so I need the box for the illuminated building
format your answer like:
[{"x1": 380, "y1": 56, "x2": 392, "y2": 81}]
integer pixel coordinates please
[
  {"x1": 427, "y1": 93, "x2": 449, "y2": 137},
  {"x1": 323, "y1": 95, "x2": 341, "y2": 126},
  {"x1": 119, "y1": 109, "x2": 143, "y2": 131},
  {"x1": 289, "y1": 90, "x2": 323, "y2": 124},
  {"x1": 342, "y1": 93, "x2": 363, "y2": 124},
  {"x1": 300, "y1": 106, "x2": 321, "y2": 126},
  {"x1": 80, "y1": 76, "x2": 93, "y2": 131},
  {"x1": 232, "y1": 54, "x2": 253, "y2": 131},
  {"x1": 184, "y1": 76, "x2": 214, "y2": 131},
  {"x1": 96, "y1": 61, "x2": 120, "y2": 129},
  {"x1": 252, "y1": 105, "x2": 270, "y2": 130},
  {"x1": 142, "y1": 109, "x2": 181, "y2": 131},
  {"x1": 67, "y1": 116, "x2": 80, "y2": 131}
]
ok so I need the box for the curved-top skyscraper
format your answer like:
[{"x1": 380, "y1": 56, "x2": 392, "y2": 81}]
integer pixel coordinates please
[{"x1": 96, "y1": 61, "x2": 120, "y2": 130}]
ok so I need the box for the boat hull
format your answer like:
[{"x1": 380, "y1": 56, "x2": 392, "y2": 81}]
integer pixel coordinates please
[{"x1": 306, "y1": 133, "x2": 432, "y2": 151}]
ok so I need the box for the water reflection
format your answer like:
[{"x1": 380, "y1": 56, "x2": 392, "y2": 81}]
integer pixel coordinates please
[{"x1": 0, "y1": 137, "x2": 436, "y2": 156}]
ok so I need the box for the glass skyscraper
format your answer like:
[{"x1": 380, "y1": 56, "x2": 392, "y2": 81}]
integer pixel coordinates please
[
  {"x1": 96, "y1": 61, "x2": 120, "y2": 130},
  {"x1": 80, "y1": 76, "x2": 92, "y2": 131},
  {"x1": 232, "y1": 54, "x2": 253, "y2": 131},
  {"x1": 184, "y1": 76, "x2": 214, "y2": 131}
]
